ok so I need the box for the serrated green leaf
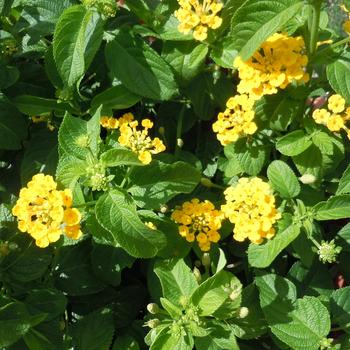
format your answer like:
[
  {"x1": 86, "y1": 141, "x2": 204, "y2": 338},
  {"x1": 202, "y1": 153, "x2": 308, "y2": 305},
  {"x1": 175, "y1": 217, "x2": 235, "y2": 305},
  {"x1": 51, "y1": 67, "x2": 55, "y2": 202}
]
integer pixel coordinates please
[
  {"x1": 105, "y1": 31, "x2": 178, "y2": 100},
  {"x1": 58, "y1": 111, "x2": 100, "y2": 160},
  {"x1": 267, "y1": 160, "x2": 300, "y2": 198},
  {"x1": 231, "y1": 0, "x2": 304, "y2": 60},
  {"x1": 248, "y1": 215, "x2": 301, "y2": 268},
  {"x1": 190, "y1": 271, "x2": 240, "y2": 316},
  {"x1": 327, "y1": 53, "x2": 350, "y2": 104},
  {"x1": 128, "y1": 161, "x2": 201, "y2": 209},
  {"x1": 292, "y1": 145, "x2": 323, "y2": 180},
  {"x1": 337, "y1": 165, "x2": 350, "y2": 195},
  {"x1": 154, "y1": 259, "x2": 198, "y2": 306},
  {"x1": 90, "y1": 85, "x2": 141, "y2": 114},
  {"x1": 95, "y1": 189, "x2": 166, "y2": 258},
  {"x1": 100, "y1": 148, "x2": 142, "y2": 167},
  {"x1": 71, "y1": 308, "x2": 114, "y2": 350},
  {"x1": 313, "y1": 195, "x2": 350, "y2": 221},
  {"x1": 53, "y1": 5, "x2": 104, "y2": 88},
  {"x1": 162, "y1": 42, "x2": 208, "y2": 83},
  {"x1": 331, "y1": 287, "x2": 350, "y2": 334},
  {"x1": 277, "y1": 130, "x2": 312, "y2": 156},
  {"x1": 312, "y1": 132, "x2": 334, "y2": 155}
]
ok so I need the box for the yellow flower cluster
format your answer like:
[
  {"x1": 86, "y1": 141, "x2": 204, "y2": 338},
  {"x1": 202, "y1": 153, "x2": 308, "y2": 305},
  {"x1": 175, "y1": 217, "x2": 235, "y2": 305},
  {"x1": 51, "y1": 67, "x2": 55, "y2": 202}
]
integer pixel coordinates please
[
  {"x1": 31, "y1": 115, "x2": 55, "y2": 131},
  {"x1": 212, "y1": 94, "x2": 257, "y2": 145},
  {"x1": 12, "y1": 174, "x2": 82, "y2": 248},
  {"x1": 234, "y1": 33, "x2": 309, "y2": 100},
  {"x1": 175, "y1": 0, "x2": 223, "y2": 41},
  {"x1": 118, "y1": 113, "x2": 166, "y2": 165},
  {"x1": 171, "y1": 198, "x2": 223, "y2": 251},
  {"x1": 100, "y1": 113, "x2": 166, "y2": 165},
  {"x1": 221, "y1": 177, "x2": 281, "y2": 244},
  {"x1": 312, "y1": 94, "x2": 350, "y2": 138}
]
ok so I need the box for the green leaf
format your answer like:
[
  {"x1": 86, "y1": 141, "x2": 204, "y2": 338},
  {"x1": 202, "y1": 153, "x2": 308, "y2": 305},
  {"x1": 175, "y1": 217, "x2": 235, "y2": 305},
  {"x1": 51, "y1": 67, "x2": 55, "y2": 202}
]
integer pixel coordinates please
[
  {"x1": 337, "y1": 165, "x2": 350, "y2": 195},
  {"x1": 276, "y1": 130, "x2": 312, "y2": 156},
  {"x1": 90, "y1": 243, "x2": 134, "y2": 287},
  {"x1": 25, "y1": 289, "x2": 67, "y2": 322},
  {"x1": 21, "y1": 129, "x2": 58, "y2": 185},
  {"x1": 190, "y1": 271, "x2": 240, "y2": 316},
  {"x1": 128, "y1": 161, "x2": 201, "y2": 209},
  {"x1": 292, "y1": 145, "x2": 323, "y2": 180},
  {"x1": 95, "y1": 189, "x2": 166, "y2": 258},
  {"x1": 90, "y1": 85, "x2": 141, "y2": 115},
  {"x1": 248, "y1": 215, "x2": 301, "y2": 268},
  {"x1": 0, "y1": 98, "x2": 27, "y2": 150},
  {"x1": 160, "y1": 298, "x2": 182, "y2": 319},
  {"x1": 105, "y1": 31, "x2": 178, "y2": 101},
  {"x1": 53, "y1": 5, "x2": 104, "y2": 88},
  {"x1": 210, "y1": 37, "x2": 238, "y2": 69},
  {"x1": 58, "y1": 111, "x2": 100, "y2": 160},
  {"x1": 225, "y1": 139, "x2": 269, "y2": 176},
  {"x1": 195, "y1": 325, "x2": 239, "y2": 350},
  {"x1": 267, "y1": 160, "x2": 300, "y2": 198},
  {"x1": 331, "y1": 287, "x2": 350, "y2": 333},
  {"x1": 327, "y1": 53, "x2": 350, "y2": 104},
  {"x1": 255, "y1": 93, "x2": 302, "y2": 131},
  {"x1": 231, "y1": 0, "x2": 304, "y2": 60},
  {"x1": 0, "y1": 63, "x2": 19, "y2": 89},
  {"x1": 311, "y1": 132, "x2": 334, "y2": 155},
  {"x1": 256, "y1": 274, "x2": 331, "y2": 350},
  {"x1": 100, "y1": 148, "x2": 142, "y2": 167},
  {"x1": 150, "y1": 328, "x2": 181, "y2": 350},
  {"x1": 154, "y1": 259, "x2": 198, "y2": 306},
  {"x1": 112, "y1": 335, "x2": 140, "y2": 350},
  {"x1": 56, "y1": 155, "x2": 87, "y2": 194},
  {"x1": 162, "y1": 42, "x2": 208, "y2": 83},
  {"x1": 0, "y1": 302, "x2": 46, "y2": 348},
  {"x1": 53, "y1": 241, "x2": 105, "y2": 296},
  {"x1": 71, "y1": 308, "x2": 114, "y2": 350},
  {"x1": 13, "y1": 95, "x2": 74, "y2": 116},
  {"x1": 314, "y1": 195, "x2": 350, "y2": 221}
]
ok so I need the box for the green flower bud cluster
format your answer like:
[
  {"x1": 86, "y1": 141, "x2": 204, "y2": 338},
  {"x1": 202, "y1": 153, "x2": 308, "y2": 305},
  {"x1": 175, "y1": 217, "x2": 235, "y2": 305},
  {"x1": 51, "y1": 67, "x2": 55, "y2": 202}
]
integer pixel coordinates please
[
  {"x1": 317, "y1": 240, "x2": 342, "y2": 264},
  {"x1": 85, "y1": 163, "x2": 113, "y2": 191},
  {"x1": 0, "y1": 38, "x2": 18, "y2": 56},
  {"x1": 81, "y1": 0, "x2": 117, "y2": 18}
]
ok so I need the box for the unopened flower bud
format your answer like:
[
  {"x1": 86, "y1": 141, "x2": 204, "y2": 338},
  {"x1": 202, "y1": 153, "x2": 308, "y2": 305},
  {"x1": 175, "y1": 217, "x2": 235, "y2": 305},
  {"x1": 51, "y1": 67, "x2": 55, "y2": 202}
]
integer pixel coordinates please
[
  {"x1": 238, "y1": 307, "x2": 249, "y2": 319},
  {"x1": 177, "y1": 138, "x2": 184, "y2": 148},
  {"x1": 319, "y1": 337, "x2": 333, "y2": 350},
  {"x1": 159, "y1": 204, "x2": 168, "y2": 213},
  {"x1": 299, "y1": 174, "x2": 316, "y2": 185},
  {"x1": 145, "y1": 318, "x2": 160, "y2": 329},
  {"x1": 193, "y1": 267, "x2": 201, "y2": 283},
  {"x1": 201, "y1": 253, "x2": 210, "y2": 268},
  {"x1": 158, "y1": 127, "x2": 165, "y2": 135},
  {"x1": 147, "y1": 303, "x2": 160, "y2": 314},
  {"x1": 200, "y1": 178, "x2": 213, "y2": 188},
  {"x1": 179, "y1": 295, "x2": 189, "y2": 308}
]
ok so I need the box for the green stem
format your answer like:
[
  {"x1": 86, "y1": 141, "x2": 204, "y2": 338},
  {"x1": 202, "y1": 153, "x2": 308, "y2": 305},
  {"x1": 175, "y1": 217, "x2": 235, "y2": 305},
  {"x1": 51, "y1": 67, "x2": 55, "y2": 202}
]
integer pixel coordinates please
[
  {"x1": 316, "y1": 36, "x2": 350, "y2": 57},
  {"x1": 175, "y1": 104, "x2": 186, "y2": 158},
  {"x1": 120, "y1": 166, "x2": 133, "y2": 188},
  {"x1": 308, "y1": 0, "x2": 322, "y2": 57}
]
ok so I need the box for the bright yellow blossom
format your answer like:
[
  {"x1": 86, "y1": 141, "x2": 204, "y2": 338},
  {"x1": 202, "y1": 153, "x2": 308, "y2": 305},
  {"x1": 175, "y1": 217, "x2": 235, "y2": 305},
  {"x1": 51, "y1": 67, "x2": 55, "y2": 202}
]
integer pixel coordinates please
[
  {"x1": 171, "y1": 198, "x2": 223, "y2": 251},
  {"x1": 312, "y1": 94, "x2": 350, "y2": 138},
  {"x1": 115, "y1": 113, "x2": 166, "y2": 165},
  {"x1": 234, "y1": 33, "x2": 309, "y2": 100},
  {"x1": 12, "y1": 174, "x2": 82, "y2": 248},
  {"x1": 175, "y1": 0, "x2": 223, "y2": 41},
  {"x1": 221, "y1": 177, "x2": 281, "y2": 244},
  {"x1": 213, "y1": 94, "x2": 257, "y2": 145},
  {"x1": 328, "y1": 94, "x2": 346, "y2": 114},
  {"x1": 100, "y1": 116, "x2": 119, "y2": 129}
]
